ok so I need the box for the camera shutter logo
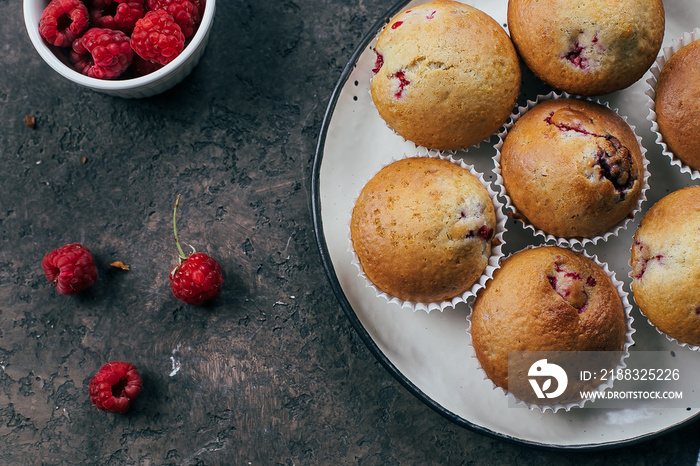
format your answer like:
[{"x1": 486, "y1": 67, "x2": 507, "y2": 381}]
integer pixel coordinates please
[{"x1": 528, "y1": 359, "x2": 568, "y2": 399}]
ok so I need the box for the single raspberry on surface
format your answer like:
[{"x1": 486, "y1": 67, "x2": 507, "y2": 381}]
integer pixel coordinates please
[
  {"x1": 70, "y1": 27, "x2": 134, "y2": 79},
  {"x1": 39, "y1": 0, "x2": 89, "y2": 47},
  {"x1": 147, "y1": 0, "x2": 201, "y2": 38},
  {"x1": 168, "y1": 195, "x2": 223, "y2": 305},
  {"x1": 88, "y1": 0, "x2": 146, "y2": 33},
  {"x1": 89, "y1": 361, "x2": 143, "y2": 413},
  {"x1": 170, "y1": 252, "x2": 224, "y2": 305},
  {"x1": 131, "y1": 10, "x2": 185, "y2": 66},
  {"x1": 42, "y1": 243, "x2": 98, "y2": 295}
]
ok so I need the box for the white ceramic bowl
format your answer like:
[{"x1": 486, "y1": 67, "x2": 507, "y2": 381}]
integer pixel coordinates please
[{"x1": 23, "y1": 0, "x2": 215, "y2": 98}]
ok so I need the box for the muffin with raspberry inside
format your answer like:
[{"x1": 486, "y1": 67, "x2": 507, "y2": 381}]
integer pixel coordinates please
[
  {"x1": 89, "y1": 361, "x2": 143, "y2": 413},
  {"x1": 508, "y1": 0, "x2": 664, "y2": 95},
  {"x1": 350, "y1": 156, "x2": 498, "y2": 305},
  {"x1": 370, "y1": 0, "x2": 521, "y2": 151},
  {"x1": 499, "y1": 97, "x2": 645, "y2": 240},
  {"x1": 471, "y1": 246, "x2": 629, "y2": 406},
  {"x1": 70, "y1": 27, "x2": 134, "y2": 79},
  {"x1": 631, "y1": 187, "x2": 700, "y2": 348}
]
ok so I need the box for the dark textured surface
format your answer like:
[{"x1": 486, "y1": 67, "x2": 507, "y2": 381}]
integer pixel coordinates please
[{"x1": 2, "y1": 0, "x2": 700, "y2": 464}]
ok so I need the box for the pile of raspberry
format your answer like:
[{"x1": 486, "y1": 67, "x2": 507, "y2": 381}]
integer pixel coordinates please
[{"x1": 38, "y1": 0, "x2": 204, "y2": 80}]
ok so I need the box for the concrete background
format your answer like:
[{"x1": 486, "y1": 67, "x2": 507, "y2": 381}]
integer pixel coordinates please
[{"x1": 2, "y1": 0, "x2": 699, "y2": 464}]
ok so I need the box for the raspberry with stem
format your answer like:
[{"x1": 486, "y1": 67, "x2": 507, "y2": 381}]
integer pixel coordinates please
[{"x1": 169, "y1": 195, "x2": 224, "y2": 305}]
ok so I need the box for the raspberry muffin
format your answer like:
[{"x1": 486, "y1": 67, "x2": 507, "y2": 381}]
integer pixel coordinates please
[
  {"x1": 471, "y1": 246, "x2": 629, "y2": 405},
  {"x1": 508, "y1": 0, "x2": 665, "y2": 96},
  {"x1": 653, "y1": 39, "x2": 700, "y2": 172},
  {"x1": 499, "y1": 97, "x2": 644, "y2": 240},
  {"x1": 631, "y1": 187, "x2": 700, "y2": 348},
  {"x1": 370, "y1": 0, "x2": 521, "y2": 151},
  {"x1": 350, "y1": 156, "x2": 498, "y2": 305}
]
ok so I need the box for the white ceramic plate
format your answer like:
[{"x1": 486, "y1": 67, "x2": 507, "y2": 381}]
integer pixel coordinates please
[{"x1": 312, "y1": 0, "x2": 700, "y2": 449}]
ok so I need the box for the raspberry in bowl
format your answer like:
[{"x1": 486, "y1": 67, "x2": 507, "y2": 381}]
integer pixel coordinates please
[{"x1": 23, "y1": 0, "x2": 215, "y2": 98}]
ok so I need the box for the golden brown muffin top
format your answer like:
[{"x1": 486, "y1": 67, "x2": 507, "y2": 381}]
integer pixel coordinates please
[
  {"x1": 350, "y1": 157, "x2": 496, "y2": 303},
  {"x1": 508, "y1": 0, "x2": 664, "y2": 95},
  {"x1": 656, "y1": 39, "x2": 700, "y2": 171},
  {"x1": 631, "y1": 187, "x2": 700, "y2": 346},
  {"x1": 371, "y1": 0, "x2": 520, "y2": 151},
  {"x1": 500, "y1": 98, "x2": 643, "y2": 239},
  {"x1": 471, "y1": 246, "x2": 626, "y2": 391}
]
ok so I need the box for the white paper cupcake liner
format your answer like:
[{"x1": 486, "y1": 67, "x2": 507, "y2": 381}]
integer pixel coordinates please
[
  {"x1": 493, "y1": 91, "x2": 650, "y2": 249},
  {"x1": 645, "y1": 28, "x2": 700, "y2": 180},
  {"x1": 466, "y1": 245, "x2": 636, "y2": 412},
  {"x1": 348, "y1": 151, "x2": 508, "y2": 313}
]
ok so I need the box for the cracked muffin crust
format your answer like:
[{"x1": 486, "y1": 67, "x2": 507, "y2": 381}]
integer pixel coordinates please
[
  {"x1": 499, "y1": 98, "x2": 644, "y2": 239},
  {"x1": 507, "y1": 0, "x2": 664, "y2": 96},
  {"x1": 370, "y1": 0, "x2": 520, "y2": 151},
  {"x1": 631, "y1": 187, "x2": 700, "y2": 347},
  {"x1": 350, "y1": 157, "x2": 497, "y2": 304},
  {"x1": 471, "y1": 246, "x2": 627, "y2": 393}
]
